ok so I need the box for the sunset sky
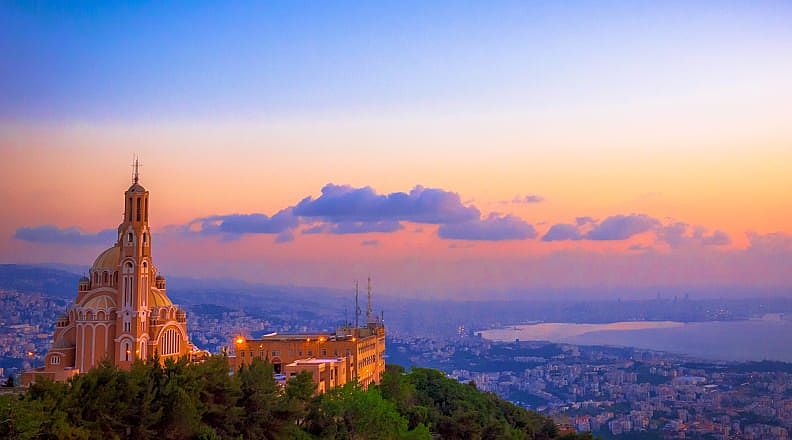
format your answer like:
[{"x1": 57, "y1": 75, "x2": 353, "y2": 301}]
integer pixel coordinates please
[{"x1": 1, "y1": 1, "x2": 791, "y2": 298}]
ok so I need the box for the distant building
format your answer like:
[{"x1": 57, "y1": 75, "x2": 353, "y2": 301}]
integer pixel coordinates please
[
  {"x1": 230, "y1": 279, "x2": 386, "y2": 391},
  {"x1": 22, "y1": 163, "x2": 195, "y2": 385},
  {"x1": 284, "y1": 358, "x2": 348, "y2": 394}
]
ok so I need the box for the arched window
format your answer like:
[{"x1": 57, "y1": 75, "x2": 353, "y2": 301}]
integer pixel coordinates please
[
  {"x1": 128, "y1": 197, "x2": 132, "y2": 221},
  {"x1": 124, "y1": 342, "x2": 131, "y2": 361},
  {"x1": 136, "y1": 198, "x2": 141, "y2": 221},
  {"x1": 160, "y1": 328, "x2": 181, "y2": 356},
  {"x1": 103, "y1": 271, "x2": 108, "y2": 283},
  {"x1": 143, "y1": 232, "x2": 147, "y2": 244},
  {"x1": 123, "y1": 276, "x2": 133, "y2": 307},
  {"x1": 50, "y1": 355, "x2": 60, "y2": 365},
  {"x1": 128, "y1": 232, "x2": 133, "y2": 243}
]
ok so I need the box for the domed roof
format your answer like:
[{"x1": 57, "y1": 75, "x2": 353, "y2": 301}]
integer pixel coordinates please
[
  {"x1": 149, "y1": 289, "x2": 173, "y2": 307},
  {"x1": 127, "y1": 182, "x2": 146, "y2": 193},
  {"x1": 93, "y1": 245, "x2": 120, "y2": 270},
  {"x1": 82, "y1": 294, "x2": 116, "y2": 310}
]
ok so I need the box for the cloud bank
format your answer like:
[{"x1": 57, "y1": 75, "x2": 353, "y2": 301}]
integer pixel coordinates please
[
  {"x1": 14, "y1": 184, "x2": 741, "y2": 249},
  {"x1": 14, "y1": 226, "x2": 116, "y2": 246},
  {"x1": 439, "y1": 214, "x2": 537, "y2": 241}
]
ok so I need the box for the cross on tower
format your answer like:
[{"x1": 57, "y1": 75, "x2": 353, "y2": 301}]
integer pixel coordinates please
[{"x1": 131, "y1": 156, "x2": 142, "y2": 184}]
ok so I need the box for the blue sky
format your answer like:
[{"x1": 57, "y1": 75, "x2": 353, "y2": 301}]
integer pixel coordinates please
[
  {"x1": 4, "y1": 1, "x2": 792, "y2": 121},
  {"x1": 1, "y1": 1, "x2": 791, "y2": 296}
]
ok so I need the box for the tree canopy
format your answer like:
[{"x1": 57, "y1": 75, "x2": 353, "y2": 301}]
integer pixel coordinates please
[{"x1": 0, "y1": 358, "x2": 593, "y2": 439}]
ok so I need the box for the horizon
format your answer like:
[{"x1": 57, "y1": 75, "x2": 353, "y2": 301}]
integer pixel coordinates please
[{"x1": 1, "y1": 1, "x2": 791, "y2": 299}]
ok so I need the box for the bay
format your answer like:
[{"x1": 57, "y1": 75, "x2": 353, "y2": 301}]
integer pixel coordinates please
[{"x1": 477, "y1": 315, "x2": 792, "y2": 362}]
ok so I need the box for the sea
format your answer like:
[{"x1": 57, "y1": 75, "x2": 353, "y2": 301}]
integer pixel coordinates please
[{"x1": 477, "y1": 314, "x2": 792, "y2": 362}]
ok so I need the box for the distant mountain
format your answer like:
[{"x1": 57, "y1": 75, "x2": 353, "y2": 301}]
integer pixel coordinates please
[
  {"x1": 0, "y1": 264, "x2": 81, "y2": 300},
  {"x1": 0, "y1": 264, "x2": 350, "y2": 314}
]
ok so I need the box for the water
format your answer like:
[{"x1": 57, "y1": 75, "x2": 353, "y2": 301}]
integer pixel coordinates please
[{"x1": 478, "y1": 315, "x2": 792, "y2": 362}]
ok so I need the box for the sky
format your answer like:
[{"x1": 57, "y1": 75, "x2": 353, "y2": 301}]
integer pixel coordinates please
[{"x1": 1, "y1": 1, "x2": 791, "y2": 298}]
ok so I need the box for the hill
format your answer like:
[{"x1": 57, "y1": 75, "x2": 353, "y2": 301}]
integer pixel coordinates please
[
  {"x1": 0, "y1": 357, "x2": 592, "y2": 439},
  {"x1": 0, "y1": 264, "x2": 81, "y2": 300},
  {"x1": 0, "y1": 264, "x2": 348, "y2": 312}
]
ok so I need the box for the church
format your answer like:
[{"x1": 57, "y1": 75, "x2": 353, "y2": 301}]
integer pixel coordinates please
[{"x1": 22, "y1": 164, "x2": 193, "y2": 384}]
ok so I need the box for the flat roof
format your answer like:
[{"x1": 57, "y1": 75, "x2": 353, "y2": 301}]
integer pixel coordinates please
[{"x1": 288, "y1": 357, "x2": 344, "y2": 365}]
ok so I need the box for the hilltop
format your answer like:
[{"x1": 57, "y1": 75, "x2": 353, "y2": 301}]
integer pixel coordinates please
[{"x1": 0, "y1": 356, "x2": 592, "y2": 440}]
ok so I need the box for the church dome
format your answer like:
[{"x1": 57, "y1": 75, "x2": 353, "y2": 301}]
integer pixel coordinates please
[
  {"x1": 149, "y1": 289, "x2": 173, "y2": 307},
  {"x1": 92, "y1": 245, "x2": 120, "y2": 270},
  {"x1": 82, "y1": 294, "x2": 116, "y2": 310}
]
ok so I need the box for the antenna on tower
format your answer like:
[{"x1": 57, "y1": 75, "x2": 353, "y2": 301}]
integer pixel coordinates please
[
  {"x1": 354, "y1": 280, "x2": 361, "y2": 329},
  {"x1": 366, "y1": 275, "x2": 373, "y2": 324}
]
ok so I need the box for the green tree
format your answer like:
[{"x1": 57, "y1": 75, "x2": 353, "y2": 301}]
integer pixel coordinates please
[
  {"x1": 306, "y1": 382, "x2": 430, "y2": 440},
  {"x1": 237, "y1": 358, "x2": 283, "y2": 439},
  {"x1": 277, "y1": 371, "x2": 316, "y2": 429}
]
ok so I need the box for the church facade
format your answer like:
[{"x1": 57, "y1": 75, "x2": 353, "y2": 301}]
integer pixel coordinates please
[{"x1": 22, "y1": 168, "x2": 192, "y2": 384}]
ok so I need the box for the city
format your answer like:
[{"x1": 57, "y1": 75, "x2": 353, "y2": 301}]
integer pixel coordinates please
[
  {"x1": 3, "y1": 270, "x2": 792, "y2": 438},
  {"x1": 2, "y1": 1, "x2": 792, "y2": 438}
]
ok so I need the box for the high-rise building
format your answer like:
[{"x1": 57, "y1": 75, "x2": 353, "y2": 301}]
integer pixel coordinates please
[{"x1": 22, "y1": 163, "x2": 193, "y2": 384}]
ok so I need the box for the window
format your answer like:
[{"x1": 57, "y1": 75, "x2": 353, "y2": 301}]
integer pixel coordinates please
[
  {"x1": 50, "y1": 355, "x2": 60, "y2": 365},
  {"x1": 103, "y1": 271, "x2": 108, "y2": 283},
  {"x1": 128, "y1": 198, "x2": 132, "y2": 221},
  {"x1": 160, "y1": 328, "x2": 181, "y2": 355},
  {"x1": 123, "y1": 277, "x2": 133, "y2": 307},
  {"x1": 321, "y1": 349, "x2": 327, "y2": 356},
  {"x1": 145, "y1": 199, "x2": 149, "y2": 221},
  {"x1": 272, "y1": 350, "x2": 280, "y2": 357},
  {"x1": 93, "y1": 272, "x2": 98, "y2": 284},
  {"x1": 128, "y1": 232, "x2": 133, "y2": 243},
  {"x1": 143, "y1": 232, "x2": 147, "y2": 244},
  {"x1": 136, "y1": 198, "x2": 141, "y2": 221}
]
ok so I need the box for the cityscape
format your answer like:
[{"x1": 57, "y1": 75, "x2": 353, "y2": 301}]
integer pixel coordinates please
[
  {"x1": 2, "y1": 1, "x2": 792, "y2": 439},
  {"x1": 3, "y1": 270, "x2": 792, "y2": 438}
]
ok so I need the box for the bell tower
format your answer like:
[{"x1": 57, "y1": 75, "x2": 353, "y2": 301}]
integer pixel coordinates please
[{"x1": 115, "y1": 158, "x2": 152, "y2": 365}]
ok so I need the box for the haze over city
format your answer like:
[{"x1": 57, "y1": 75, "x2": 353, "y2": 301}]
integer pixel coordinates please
[{"x1": 2, "y1": 1, "x2": 791, "y2": 297}]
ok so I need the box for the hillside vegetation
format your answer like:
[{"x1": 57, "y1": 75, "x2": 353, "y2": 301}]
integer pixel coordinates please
[{"x1": 0, "y1": 357, "x2": 593, "y2": 440}]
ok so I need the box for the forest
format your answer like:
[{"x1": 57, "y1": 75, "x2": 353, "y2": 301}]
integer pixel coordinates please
[{"x1": 1, "y1": 356, "x2": 594, "y2": 440}]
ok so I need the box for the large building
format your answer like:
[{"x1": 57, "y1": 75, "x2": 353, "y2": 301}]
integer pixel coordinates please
[
  {"x1": 22, "y1": 164, "x2": 193, "y2": 384},
  {"x1": 230, "y1": 280, "x2": 386, "y2": 390}
]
